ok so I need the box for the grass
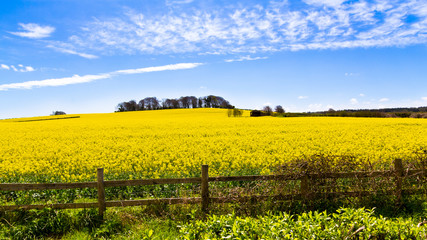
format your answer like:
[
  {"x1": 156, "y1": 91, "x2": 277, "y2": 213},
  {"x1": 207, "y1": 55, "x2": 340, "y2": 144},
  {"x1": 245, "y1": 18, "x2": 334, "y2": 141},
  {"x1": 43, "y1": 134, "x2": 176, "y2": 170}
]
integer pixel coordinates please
[
  {"x1": 2, "y1": 205, "x2": 426, "y2": 239},
  {"x1": 1, "y1": 192, "x2": 427, "y2": 239}
]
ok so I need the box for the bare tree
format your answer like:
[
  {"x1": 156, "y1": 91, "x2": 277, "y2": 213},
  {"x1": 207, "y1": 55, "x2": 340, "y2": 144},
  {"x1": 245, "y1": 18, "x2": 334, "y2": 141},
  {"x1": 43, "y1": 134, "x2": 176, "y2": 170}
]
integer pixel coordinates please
[
  {"x1": 171, "y1": 99, "x2": 180, "y2": 109},
  {"x1": 189, "y1": 96, "x2": 198, "y2": 108},
  {"x1": 275, "y1": 105, "x2": 285, "y2": 114},
  {"x1": 118, "y1": 95, "x2": 233, "y2": 111},
  {"x1": 263, "y1": 106, "x2": 273, "y2": 116},
  {"x1": 142, "y1": 97, "x2": 160, "y2": 110},
  {"x1": 198, "y1": 97, "x2": 204, "y2": 108},
  {"x1": 162, "y1": 99, "x2": 170, "y2": 109},
  {"x1": 138, "y1": 99, "x2": 146, "y2": 110},
  {"x1": 179, "y1": 96, "x2": 193, "y2": 108}
]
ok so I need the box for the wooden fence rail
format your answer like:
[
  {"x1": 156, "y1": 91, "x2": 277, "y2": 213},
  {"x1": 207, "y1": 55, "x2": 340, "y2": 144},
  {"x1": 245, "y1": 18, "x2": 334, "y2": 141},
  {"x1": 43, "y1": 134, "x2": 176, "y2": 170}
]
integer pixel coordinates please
[{"x1": 1, "y1": 159, "x2": 426, "y2": 217}]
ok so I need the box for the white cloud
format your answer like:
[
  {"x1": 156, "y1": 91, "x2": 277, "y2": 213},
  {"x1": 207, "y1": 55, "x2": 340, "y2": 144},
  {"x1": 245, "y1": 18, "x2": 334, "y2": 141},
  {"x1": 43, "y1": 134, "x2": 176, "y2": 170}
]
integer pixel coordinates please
[
  {"x1": 166, "y1": 0, "x2": 194, "y2": 5},
  {"x1": 10, "y1": 23, "x2": 55, "y2": 39},
  {"x1": 345, "y1": 72, "x2": 359, "y2": 77},
  {"x1": 298, "y1": 96, "x2": 308, "y2": 99},
  {"x1": 1, "y1": 64, "x2": 10, "y2": 70},
  {"x1": 57, "y1": 0, "x2": 427, "y2": 56},
  {"x1": 350, "y1": 98, "x2": 358, "y2": 104},
  {"x1": 224, "y1": 55, "x2": 268, "y2": 62},
  {"x1": 0, "y1": 74, "x2": 111, "y2": 90},
  {"x1": 24, "y1": 66, "x2": 35, "y2": 72},
  {"x1": 47, "y1": 45, "x2": 98, "y2": 59},
  {"x1": 359, "y1": 93, "x2": 365, "y2": 97},
  {"x1": 0, "y1": 62, "x2": 202, "y2": 91},
  {"x1": 0, "y1": 64, "x2": 36, "y2": 72},
  {"x1": 308, "y1": 103, "x2": 323, "y2": 111},
  {"x1": 263, "y1": 102, "x2": 272, "y2": 106},
  {"x1": 302, "y1": 0, "x2": 345, "y2": 7},
  {"x1": 113, "y1": 63, "x2": 203, "y2": 74},
  {"x1": 379, "y1": 98, "x2": 389, "y2": 102},
  {"x1": 422, "y1": 97, "x2": 427, "y2": 101}
]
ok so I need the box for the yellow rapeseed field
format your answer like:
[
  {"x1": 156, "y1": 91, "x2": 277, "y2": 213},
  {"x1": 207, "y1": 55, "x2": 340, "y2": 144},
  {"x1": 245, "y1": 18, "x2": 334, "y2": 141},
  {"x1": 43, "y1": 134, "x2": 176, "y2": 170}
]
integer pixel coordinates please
[{"x1": 0, "y1": 108, "x2": 426, "y2": 183}]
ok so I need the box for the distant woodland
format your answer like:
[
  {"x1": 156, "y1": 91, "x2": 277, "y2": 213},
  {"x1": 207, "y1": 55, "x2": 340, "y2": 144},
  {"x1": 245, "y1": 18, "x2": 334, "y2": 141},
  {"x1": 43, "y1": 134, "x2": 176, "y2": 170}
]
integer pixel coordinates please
[
  {"x1": 116, "y1": 96, "x2": 426, "y2": 118},
  {"x1": 116, "y1": 95, "x2": 233, "y2": 112},
  {"x1": 275, "y1": 106, "x2": 427, "y2": 118}
]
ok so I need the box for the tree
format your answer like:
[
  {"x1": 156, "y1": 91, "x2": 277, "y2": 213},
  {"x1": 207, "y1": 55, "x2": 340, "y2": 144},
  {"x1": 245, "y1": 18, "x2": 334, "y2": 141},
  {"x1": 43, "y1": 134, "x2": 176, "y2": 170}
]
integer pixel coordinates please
[
  {"x1": 227, "y1": 108, "x2": 243, "y2": 117},
  {"x1": 275, "y1": 105, "x2": 285, "y2": 114},
  {"x1": 122, "y1": 100, "x2": 137, "y2": 111},
  {"x1": 129, "y1": 100, "x2": 138, "y2": 111},
  {"x1": 179, "y1": 96, "x2": 188, "y2": 108},
  {"x1": 250, "y1": 110, "x2": 263, "y2": 117},
  {"x1": 189, "y1": 96, "x2": 198, "y2": 108},
  {"x1": 233, "y1": 108, "x2": 243, "y2": 117},
  {"x1": 204, "y1": 96, "x2": 211, "y2": 108},
  {"x1": 162, "y1": 98, "x2": 170, "y2": 109},
  {"x1": 138, "y1": 99, "x2": 146, "y2": 110},
  {"x1": 198, "y1": 98, "x2": 204, "y2": 108},
  {"x1": 116, "y1": 103, "x2": 126, "y2": 112},
  {"x1": 52, "y1": 111, "x2": 66, "y2": 115},
  {"x1": 263, "y1": 106, "x2": 273, "y2": 116},
  {"x1": 142, "y1": 97, "x2": 160, "y2": 110},
  {"x1": 171, "y1": 99, "x2": 180, "y2": 109},
  {"x1": 117, "y1": 95, "x2": 233, "y2": 112}
]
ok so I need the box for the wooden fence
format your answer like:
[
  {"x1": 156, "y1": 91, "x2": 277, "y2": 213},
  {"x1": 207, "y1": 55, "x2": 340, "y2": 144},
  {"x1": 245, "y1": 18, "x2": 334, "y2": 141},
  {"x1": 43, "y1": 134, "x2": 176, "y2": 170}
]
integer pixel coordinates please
[{"x1": 0, "y1": 159, "x2": 426, "y2": 217}]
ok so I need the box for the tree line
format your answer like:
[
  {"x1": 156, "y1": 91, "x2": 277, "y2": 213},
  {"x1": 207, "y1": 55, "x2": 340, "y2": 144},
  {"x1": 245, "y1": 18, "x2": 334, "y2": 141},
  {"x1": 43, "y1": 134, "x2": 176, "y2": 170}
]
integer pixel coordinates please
[
  {"x1": 273, "y1": 107, "x2": 427, "y2": 118},
  {"x1": 250, "y1": 105, "x2": 285, "y2": 117},
  {"x1": 116, "y1": 95, "x2": 234, "y2": 112}
]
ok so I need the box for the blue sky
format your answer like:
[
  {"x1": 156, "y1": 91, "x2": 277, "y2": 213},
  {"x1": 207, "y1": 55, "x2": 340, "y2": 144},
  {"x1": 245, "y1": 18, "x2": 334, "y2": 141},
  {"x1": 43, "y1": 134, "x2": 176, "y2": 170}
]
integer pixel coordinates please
[{"x1": 0, "y1": 0, "x2": 426, "y2": 119}]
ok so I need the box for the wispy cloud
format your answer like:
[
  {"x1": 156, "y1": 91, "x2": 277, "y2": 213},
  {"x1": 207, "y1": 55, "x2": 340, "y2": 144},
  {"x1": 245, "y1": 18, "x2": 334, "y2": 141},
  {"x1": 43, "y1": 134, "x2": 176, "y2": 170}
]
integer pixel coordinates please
[
  {"x1": 379, "y1": 98, "x2": 390, "y2": 102},
  {"x1": 10, "y1": 23, "x2": 55, "y2": 39},
  {"x1": 422, "y1": 97, "x2": 427, "y2": 101},
  {"x1": 308, "y1": 103, "x2": 324, "y2": 111},
  {"x1": 113, "y1": 63, "x2": 203, "y2": 74},
  {"x1": 0, "y1": 74, "x2": 111, "y2": 90},
  {"x1": 298, "y1": 96, "x2": 308, "y2": 99},
  {"x1": 47, "y1": 45, "x2": 98, "y2": 59},
  {"x1": 0, "y1": 62, "x2": 202, "y2": 91},
  {"x1": 350, "y1": 98, "x2": 358, "y2": 104},
  {"x1": 224, "y1": 55, "x2": 268, "y2": 62},
  {"x1": 345, "y1": 72, "x2": 359, "y2": 77},
  {"x1": 302, "y1": 0, "x2": 346, "y2": 7},
  {"x1": 166, "y1": 0, "x2": 194, "y2": 5},
  {"x1": 61, "y1": 0, "x2": 427, "y2": 56},
  {"x1": 0, "y1": 64, "x2": 35, "y2": 72}
]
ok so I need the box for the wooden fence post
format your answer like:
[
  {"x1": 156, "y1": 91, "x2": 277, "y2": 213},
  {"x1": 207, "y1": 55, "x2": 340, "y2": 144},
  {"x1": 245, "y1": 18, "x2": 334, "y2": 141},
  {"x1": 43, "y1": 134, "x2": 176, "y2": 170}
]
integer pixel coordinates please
[
  {"x1": 301, "y1": 174, "x2": 309, "y2": 200},
  {"x1": 300, "y1": 161, "x2": 310, "y2": 203},
  {"x1": 394, "y1": 158, "x2": 403, "y2": 206},
  {"x1": 201, "y1": 165, "x2": 209, "y2": 215},
  {"x1": 97, "y1": 168, "x2": 106, "y2": 218}
]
